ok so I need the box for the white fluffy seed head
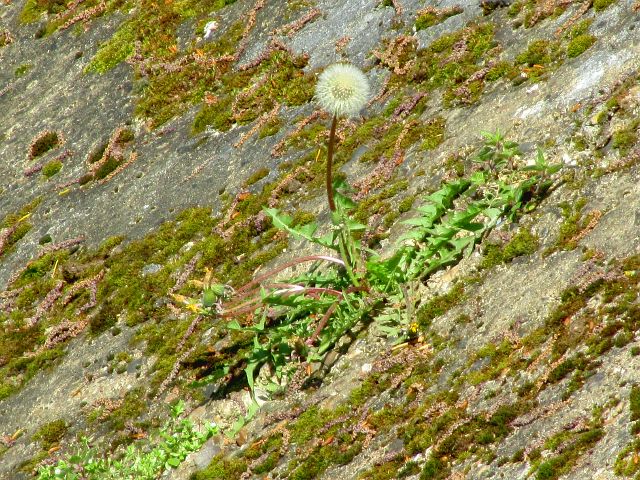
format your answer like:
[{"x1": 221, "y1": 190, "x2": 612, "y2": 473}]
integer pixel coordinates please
[{"x1": 315, "y1": 63, "x2": 370, "y2": 117}]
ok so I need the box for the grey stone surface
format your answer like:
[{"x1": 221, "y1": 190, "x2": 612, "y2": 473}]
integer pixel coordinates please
[{"x1": 3, "y1": 0, "x2": 640, "y2": 479}]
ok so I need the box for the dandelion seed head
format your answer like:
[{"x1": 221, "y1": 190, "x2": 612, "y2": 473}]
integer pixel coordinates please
[{"x1": 316, "y1": 63, "x2": 370, "y2": 117}]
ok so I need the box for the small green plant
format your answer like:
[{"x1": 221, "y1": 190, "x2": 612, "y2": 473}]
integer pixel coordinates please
[
  {"x1": 174, "y1": 125, "x2": 561, "y2": 399},
  {"x1": 473, "y1": 129, "x2": 521, "y2": 172},
  {"x1": 37, "y1": 401, "x2": 217, "y2": 480}
]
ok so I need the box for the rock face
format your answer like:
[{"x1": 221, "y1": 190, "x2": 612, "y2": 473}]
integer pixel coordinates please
[{"x1": 2, "y1": 0, "x2": 640, "y2": 479}]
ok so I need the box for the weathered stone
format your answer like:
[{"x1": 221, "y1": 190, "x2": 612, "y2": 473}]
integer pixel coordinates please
[{"x1": 3, "y1": 0, "x2": 640, "y2": 479}]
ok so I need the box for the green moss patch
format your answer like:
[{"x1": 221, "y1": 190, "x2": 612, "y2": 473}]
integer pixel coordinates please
[
  {"x1": 192, "y1": 50, "x2": 314, "y2": 134},
  {"x1": 107, "y1": 388, "x2": 147, "y2": 430},
  {"x1": 83, "y1": 0, "x2": 254, "y2": 128},
  {"x1": 191, "y1": 455, "x2": 247, "y2": 479},
  {"x1": 567, "y1": 34, "x2": 596, "y2": 58},
  {"x1": 375, "y1": 22, "x2": 501, "y2": 107},
  {"x1": 290, "y1": 437, "x2": 363, "y2": 479},
  {"x1": 42, "y1": 160, "x2": 63, "y2": 178},
  {"x1": 612, "y1": 123, "x2": 639, "y2": 157},
  {"x1": 543, "y1": 199, "x2": 590, "y2": 254},
  {"x1": 259, "y1": 117, "x2": 283, "y2": 138},
  {"x1": 415, "y1": 6, "x2": 463, "y2": 32},
  {"x1": 244, "y1": 168, "x2": 269, "y2": 187},
  {"x1": 20, "y1": 0, "x2": 66, "y2": 23},
  {"x1": 86, "y1": 21, "x2": 136, "y2": 74},
  {"x1": 529, "y1": 415, "x2": 603, "y2": 480},
  {"x1": 480, "y1": 228, "x2": 539, "y2": 269},
  {"x1": 33, "y1": 419, "x2": 68, "y2": 449},
  {"x1": 14, "y1": 63, "x2": 32, "y2": 77},
  {"x1": 513, "y1": 39, "x2": 563, "y2": 82},
  {"x1": 416, "y1": 282, "x2": 464, "y2": 328},
  {"x1": 615, "y1": 386, "x2": 640, "y2": 477},
  {"x1": 593, "y1": 0, "x2": 618, "y2": 11},
  {"x1": 0, "y1": 198, "x2": 41, "y2": 258}
]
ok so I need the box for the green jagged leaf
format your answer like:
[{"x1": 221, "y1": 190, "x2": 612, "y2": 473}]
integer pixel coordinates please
[
  {"x1": 297, "y1": 222, "x2": 319, "y2": 238},
  {"x1": 245, "y1": 360, "x2": 259, "y2": 394},
  {"x1": 188, "y1": 365, "x2": 230, "y2": 388},
  {"x1": 264, "y1": 207, "x2": 335, "y2": 249},
  {"x1": 449, "y1": 235, "x2": 477, "y2": 253},
  {"x1": 429, "y1": 224, "x2": 458, "y2": 239},
  {"x1": 396, "y1": 226, "x2": 423, "y2": 241},
  {"x1": 344, "y1": 216, "x2": 366, "y2": 231},
  {"x1": 202, "y1": 288, "x2": 217, "y2": 308},
  {"x1": 448, "y1": 206, "x2": 483, "y2": 231},
  {"x1": 402, "y1": 216, "x2": 437, "y2": 228},
  {"x1": 265, "y1": 207, "x2": 292, "y2": 227},
  {"x1": 470, "y1": 170, "x2": 487, "y2": 185},
  {"x1": 334, "y1": 189, "x2": 356, "y2": 212},
  {"x1": 226, "y1": 319, "x2": 242, "y2": 330}
]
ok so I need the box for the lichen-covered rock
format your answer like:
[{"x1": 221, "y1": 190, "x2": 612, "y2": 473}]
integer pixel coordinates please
[{"x1": 2, "y1": 0, "x2": 640, "y2": 479}]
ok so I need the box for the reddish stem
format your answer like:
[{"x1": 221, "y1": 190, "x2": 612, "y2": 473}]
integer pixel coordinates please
[
  {"x1": 305, "y1": 285, "x2": 370, "y2": 346},
  {"x1": 231, "y1": 255, "x2": 345, "y2": 299},
  {"x1": 326, "y1": 115, "x2": 338, "y2": 212},
  {"x1": 307, "y1": 301, "x2": 339, "y2": 346}
]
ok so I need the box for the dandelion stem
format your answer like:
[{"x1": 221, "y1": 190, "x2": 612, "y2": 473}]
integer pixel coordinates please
[{"x1": 326, "y1": 114, "x2": 338, "y2": 211}]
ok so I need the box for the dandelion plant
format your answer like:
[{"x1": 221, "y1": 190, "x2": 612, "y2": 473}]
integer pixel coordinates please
[{"x1": 315, "y1": 63, "x2": 370, "y2": 211}]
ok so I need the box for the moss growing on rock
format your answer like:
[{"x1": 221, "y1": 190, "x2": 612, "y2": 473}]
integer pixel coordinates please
[
  {"x1": 612, "y1": 124, "x2": 638, "y2": 156},
  {"x1": 513, "y1": 39, "x2": 563, "y2": 82},
  {"x1": 529, "y1": 416, "x2": 603, "y2": 480},
  {"x1": 86, "y1": 24, "x2": 136, "y2": 74},
  {"x1": 480, "y1": 228, "x2": 539, "y2": 269},
  {"x1": 259, "y1": 117, "x2": 283, "y2": 138},
  {"x1": 192, "y1": 49, "x2": 313, "y2": 133},
  {"x1": 93, "y1": 155, "x2": 122, "y2": 181},
  {"x1": 244, "y1": 168, "x2": 269, "y2": 187},
  {"x1": 14, "y1": 63, "x2": 32, "y2": 77},
  {"x1": 20, "y1": 0, "x2": 65, "y2": 23},
  {"x1": 191, "y1": 454, "x2": 247, "y2": 480},
  {"x1": 107, "y1": 388, "x2": 146, "y2": 431},
  {"x1": 0, "y1": 197, "x2": 41, "y2": 259},
  {"x1": 415, "y1": 6, "x2": 463, "y2": 31},
  {"x1": 42, "y1": 159, "x2": 63, "y2": 178},
  {"x1": 593, "y1": 0, "x2": 618, "y2": 11},
  {"x1": 566, "y1": 34, "x2": 596, "y2": 58},
  {"x1": 375, "y1": 22, "x2": 501, "y2": 107},
  {"x1": 192, "y1": 96, "x2": 236, "y2": 134},
  {"x1": 420, "y1": 116, "x2": 447, "y2": 150},
  {"x1": 289, "y1": 435, "x2": 363, "y2": 479},
  {"x1": 416, "y1": 283, "x2": 464, "y2": 328},
  {"x1": 543, "y1": 198, "x2": 590, "y2": 254},
  {"x1": 421, "y1": 456, "x2": 449, "y2": 480},
  {"x1": 32, "y1": 419, "x2": 68, "y2": 449},
  {"x1": 615, "y1": 386, "x2": 640, "y2": 475}
]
